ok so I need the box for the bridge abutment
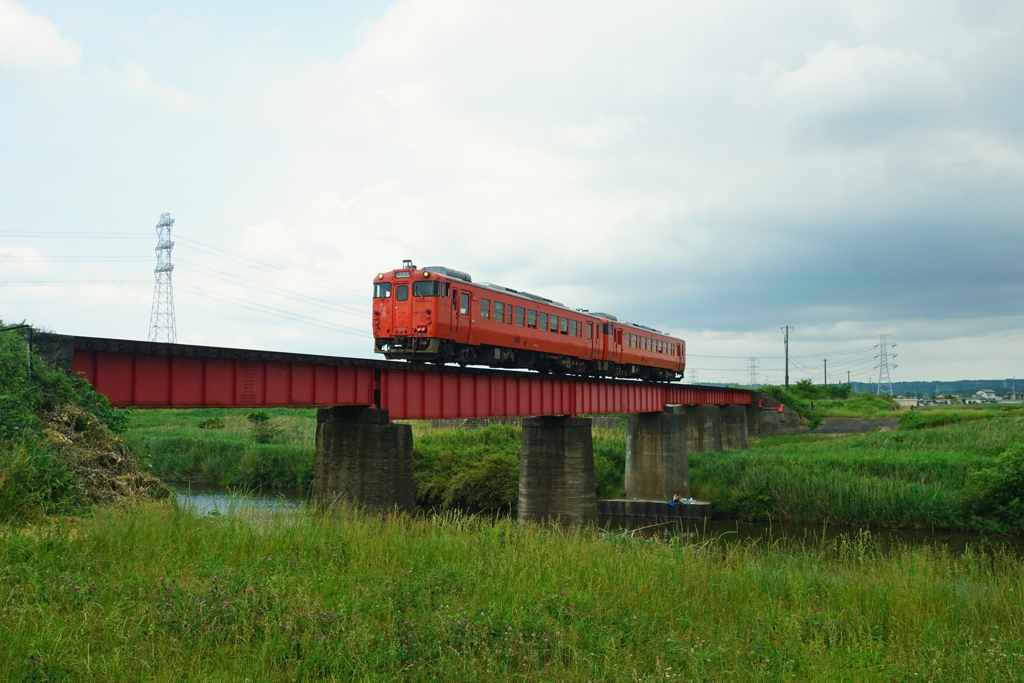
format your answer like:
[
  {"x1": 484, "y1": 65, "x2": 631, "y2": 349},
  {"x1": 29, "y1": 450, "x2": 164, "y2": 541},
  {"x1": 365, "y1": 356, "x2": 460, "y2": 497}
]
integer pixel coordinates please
[
  {"x1": 313, "y1": 406, "x2": 415, "y2": 512},
  {"x1": 518, "y1": 416, "x2": 597, "y2": 525},
  {"x1": 625, "y1": 412, "x2": 689, "y2": 500}
]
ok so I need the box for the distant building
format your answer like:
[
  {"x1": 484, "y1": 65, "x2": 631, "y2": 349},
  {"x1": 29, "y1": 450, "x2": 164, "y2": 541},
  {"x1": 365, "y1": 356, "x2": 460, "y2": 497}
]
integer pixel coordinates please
[
  {"x1": 1004, "y1": 391, "x2": 1024, "y2": 403},
  {"x1": 965, "y1": 389, "x2": 1000, "y2": 404},
  {"x1": 895, "y1": 398, "x2": 919, "y2": 408}
]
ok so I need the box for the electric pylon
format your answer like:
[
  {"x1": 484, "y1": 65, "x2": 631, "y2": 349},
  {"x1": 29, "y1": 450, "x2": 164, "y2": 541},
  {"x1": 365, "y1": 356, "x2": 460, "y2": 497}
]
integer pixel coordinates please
[
  {"x1": 747, "y1": 357, "x2": 760, "y2": 386},
  {"x1": 874, "y1": 334, "x2": 897, "y2": 396},
  {"x1": 148, "y1": 213, "x2": 177, "y2": 343}
]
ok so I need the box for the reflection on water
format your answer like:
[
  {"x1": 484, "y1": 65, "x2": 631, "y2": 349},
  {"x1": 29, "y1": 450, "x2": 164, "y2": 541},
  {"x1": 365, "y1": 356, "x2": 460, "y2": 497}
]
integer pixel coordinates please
[{"x1": 173, "y1": 484, "x2": 1023, "y2": 554}]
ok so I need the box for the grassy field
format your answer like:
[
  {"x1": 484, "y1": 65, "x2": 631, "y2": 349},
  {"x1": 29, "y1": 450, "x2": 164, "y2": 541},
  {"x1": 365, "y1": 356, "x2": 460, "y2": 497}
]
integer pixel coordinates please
[
  {"x1": 692, "y1": 417, "x2": 1024, "y2": 531},
  {"x1": 2, "y1": 502, "x2": 1022, "y2": 682}
]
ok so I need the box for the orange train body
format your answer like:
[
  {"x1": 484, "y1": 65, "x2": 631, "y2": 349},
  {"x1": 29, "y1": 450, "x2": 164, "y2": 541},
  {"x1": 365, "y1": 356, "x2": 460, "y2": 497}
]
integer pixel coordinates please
[{"x1": 372, "y1": 263, "x2": 685, "y2": 382}]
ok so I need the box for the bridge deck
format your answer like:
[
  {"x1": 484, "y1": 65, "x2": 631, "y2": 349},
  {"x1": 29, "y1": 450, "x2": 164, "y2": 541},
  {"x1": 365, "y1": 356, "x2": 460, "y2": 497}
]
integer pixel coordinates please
[{"x1": 39, "y1": 334, "x2": 753, "y2": 419}]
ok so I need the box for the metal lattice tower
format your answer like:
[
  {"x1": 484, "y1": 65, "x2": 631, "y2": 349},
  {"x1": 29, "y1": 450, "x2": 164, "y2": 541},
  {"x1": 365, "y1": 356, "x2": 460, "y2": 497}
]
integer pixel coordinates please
[
  {"x1": 874, "y1": 334, "x2": 897, "y2": 396},
  {"x1": 747, "y1": 357, "x2": 760, "y2": 385},
  {"x1": 148, "y1": 213, "x2": 177, "y2": 343}
]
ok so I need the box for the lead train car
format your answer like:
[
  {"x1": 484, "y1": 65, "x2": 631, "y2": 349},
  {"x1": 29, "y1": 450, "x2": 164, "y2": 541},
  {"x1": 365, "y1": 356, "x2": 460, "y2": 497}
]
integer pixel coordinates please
[{"x1": 372, "y1": 263, "x2": 686, "y2": 382}]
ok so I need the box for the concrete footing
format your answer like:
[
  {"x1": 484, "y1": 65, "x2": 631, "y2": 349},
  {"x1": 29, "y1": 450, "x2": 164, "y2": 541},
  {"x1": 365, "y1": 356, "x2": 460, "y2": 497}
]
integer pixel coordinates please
[
  {"x1": 313, "y1": 407, "x2": 415, "y2": 512},
  {"x1": 720, "y1": 405, "x2": 749, "y2": 450},
  {"x1": 518, "y1": 416, "x2": 597, "y2": 525},
  {"x1": 599, "y1": 498, "x2": 712, "y2": 520},
  {"x1": 625, "y1": 412, "x2": 689, "y2": 500}
]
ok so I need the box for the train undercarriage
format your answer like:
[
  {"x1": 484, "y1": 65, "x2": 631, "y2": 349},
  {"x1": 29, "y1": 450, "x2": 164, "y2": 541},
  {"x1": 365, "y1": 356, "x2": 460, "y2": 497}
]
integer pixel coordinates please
[{"x1": 375, "y1": 337, "x2": 682, "y2": 383}]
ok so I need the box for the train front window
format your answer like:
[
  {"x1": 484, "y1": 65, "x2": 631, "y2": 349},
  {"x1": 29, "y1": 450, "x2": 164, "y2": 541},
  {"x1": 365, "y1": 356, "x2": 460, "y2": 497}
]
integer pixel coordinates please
[
  {"x1": 460, "y1": 292, "x2": 470, "y2": 315},
  {"x1": 539, "y1": 312, "x2": 548, "y2": 330},
  {"x1": 494, "y1": 301, "x2": 504, "y2": 323},
  {"x1": 413, "y1": 281, "x2": 439, "y2": 297},
  {"x1": 481, "y1": 298, "x2": 490, "y2": 319},
  {"x1": 374, "y1": 283, "x2": 391, "y2": 298},
  {"x1": 396, "y1": 285, "x2": 409, "y2": 301}
]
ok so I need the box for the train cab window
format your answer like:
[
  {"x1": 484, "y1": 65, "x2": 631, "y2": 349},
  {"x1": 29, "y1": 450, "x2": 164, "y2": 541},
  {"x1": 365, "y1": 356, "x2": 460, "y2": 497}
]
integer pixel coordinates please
[
  {"x1": 550, "y1": 315, "x2": 559, "y2": 333},
  {"x1": 569, "y1": 320, "x2": 577, "y2": 336},
  {"x1": 515, "y1": 307, "x2": 525, "y2": 326},
  {"x1": 460, "y1": 292, "x2": 470, "y2": 315},
  {"x1": 481, "y1": 298, "x2": 490, "y2": 319},
  {"x1": 373, "y1": 283, "x2": 391, "y2": 298},
  {"x1": 560, "y1": 317, "x2": 569, "y2": 334},
  {"x1": 493, "y1": 301, "x2": 504, "y2": 323},
  {"x1": 587, "y1": 322, "x2": 593, "y2": 339},
  {"x1": 413, "y1": 281, "x2": 439, "y2": 297},
  {"x1": 527, "y1": 310, "x2": 537, "y2": 328},
  {"x1": 539, "y1": 312, "x2": 548, "y2": 331},
  {"x1": 396, "y1": 284, "x2": 409, "y2": 301}
]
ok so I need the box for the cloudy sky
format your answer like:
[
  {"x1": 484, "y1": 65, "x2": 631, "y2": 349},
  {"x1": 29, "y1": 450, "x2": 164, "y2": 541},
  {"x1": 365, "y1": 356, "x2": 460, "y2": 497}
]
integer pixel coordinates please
[{"x1": 2, "y1": 0, "x2": 1022, "y2": 385}]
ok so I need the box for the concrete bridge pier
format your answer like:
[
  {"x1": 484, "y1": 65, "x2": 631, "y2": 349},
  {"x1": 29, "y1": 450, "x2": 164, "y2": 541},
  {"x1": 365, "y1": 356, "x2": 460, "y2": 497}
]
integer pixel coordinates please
[
  {"x1": 313, "y1": 406, "x2": 415, "y2": 512},
  {"x1": 671, "y1": 405, "x2": 723, "y2": 453},
  {"x1": 625, "y1": 412, "x2": 689, "y2": 500},
  {"x1": 518, "y1": 416, "x2": 597, "y2": 525},
  {"x1": 720, "y1": 405, "x2": 749, "y2": 450}
]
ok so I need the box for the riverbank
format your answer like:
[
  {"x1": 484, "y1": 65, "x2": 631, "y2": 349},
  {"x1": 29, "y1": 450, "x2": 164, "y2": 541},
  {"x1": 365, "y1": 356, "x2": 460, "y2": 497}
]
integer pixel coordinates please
[
  {"x1": 129, "y1": 408, "x2": 1024, "y2": 533},
  {"x1": 2, "y1": 502, "x2": 1021, "y2": 681}
]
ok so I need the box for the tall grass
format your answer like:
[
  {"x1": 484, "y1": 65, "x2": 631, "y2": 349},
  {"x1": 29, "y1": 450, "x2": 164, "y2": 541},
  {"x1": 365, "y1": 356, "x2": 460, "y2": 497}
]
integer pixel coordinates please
[
  {"x1": 694, "y1": 417, "x2": 1024, "y2": 530},
  {"x1": 0, "y1": 502, "x2": 1021, "y2": 681}
]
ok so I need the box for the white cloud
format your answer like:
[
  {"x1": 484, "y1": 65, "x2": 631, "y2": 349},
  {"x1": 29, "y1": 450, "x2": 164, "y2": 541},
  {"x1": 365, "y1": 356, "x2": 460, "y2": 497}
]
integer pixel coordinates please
[
  {"x1": 96, "y1": 62, "x2": 203, "y2": 111},
  {"x1": 0, "y1": 0, "x2": 80, "y2": 71}
]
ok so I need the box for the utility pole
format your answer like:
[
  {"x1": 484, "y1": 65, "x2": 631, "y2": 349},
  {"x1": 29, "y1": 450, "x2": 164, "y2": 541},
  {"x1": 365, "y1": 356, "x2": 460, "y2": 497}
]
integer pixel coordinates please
[
  {"x1": 148, "y1": 213, "x2": 177, "y2": 343},
  {"x1": 847, "y1": 370, "x2": 851, "y2": 386},
  {"x1": 781, "y1": 325, "x2": 791, "y2": 391},
  {"x1": 823, "y1": 358, "x2": 828, "y2": 386}
]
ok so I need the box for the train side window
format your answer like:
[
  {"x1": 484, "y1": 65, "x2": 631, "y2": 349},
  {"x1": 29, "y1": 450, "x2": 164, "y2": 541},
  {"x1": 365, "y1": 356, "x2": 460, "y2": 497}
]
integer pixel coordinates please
[
  {"x1": 460, "y1": 292, "x2": 469, "y2": 315},
  {"x1": 396, "y1": 284, "x2": 408, "y2": 301},
  {"x1": 527, "y1": 310, "x2": 537, "y2": 328},
  {"x1": 587, "y1": 322, "x2": 593, "y2": 340},
  {"x1": 560, "y1": 317, "x2": 568, "y2": 334},
  {"x1": 508, "y1": 306, "x2": 514, "y2": 324},
  {"x1": 441, "y1": 283, "x2": 449, "y2": 298},
  {"x1": 550, "y1": 315, "x2": 559, "y2": 332},
  {"x1": 494, "y1": 301, "x2": 504, "y2": 323},
  {"x1": 481, "y1": 298, "x2": 490, "y2": 320},
  {"x1": 569, "y1": 320, "x2": 577, "y2": 336},
  {"x1": 515, "y1": 306, "x2": 525, "y2": 326},
  {"x1": 452, "y1": 289, "x2": 458, "y2": 310},
  {"x1": 373, "y1": 283, "x2": 391, "y2": 298},
  {"x1": 539, "y1": 312, "x2": 548, "y2": 331}
]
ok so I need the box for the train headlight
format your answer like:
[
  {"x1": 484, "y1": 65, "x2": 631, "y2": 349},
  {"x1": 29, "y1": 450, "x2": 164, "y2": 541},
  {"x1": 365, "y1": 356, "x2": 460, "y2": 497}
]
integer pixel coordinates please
[
  {"x1": 422, "y1": 271, "x2": 431, "y2": 277},
  {"x1": 377, "y1": 273, "x2": 384, "y2": 279}
]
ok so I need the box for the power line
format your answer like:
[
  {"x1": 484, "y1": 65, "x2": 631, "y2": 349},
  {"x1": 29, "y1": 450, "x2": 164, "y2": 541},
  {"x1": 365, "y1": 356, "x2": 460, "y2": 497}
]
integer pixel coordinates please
[{"x1": 0, "y1": 279, "x2": 151, "y2": 286}]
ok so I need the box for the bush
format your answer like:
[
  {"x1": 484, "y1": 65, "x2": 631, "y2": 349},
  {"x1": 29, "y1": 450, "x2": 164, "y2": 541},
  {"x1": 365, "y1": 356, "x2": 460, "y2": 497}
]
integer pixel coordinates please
[
  {"x1": 900, "y1": 410, "x2": 986, "y2": 431},
  {"x1": 197, "y1": 417, "x2": 225, "y2": 430},
  {"x1": 246, "y1": 411, "x2": 282, "y2": 444},
  {"x1": 970, "y1": 443, "x2": 1024, "y2": 533}
]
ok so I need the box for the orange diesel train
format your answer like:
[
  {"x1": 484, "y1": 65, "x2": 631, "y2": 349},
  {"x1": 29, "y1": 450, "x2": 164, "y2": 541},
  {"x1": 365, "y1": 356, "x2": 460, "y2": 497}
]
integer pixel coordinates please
[{"x1": 372, "y1": 261, "x2": 685, "y2": 382}]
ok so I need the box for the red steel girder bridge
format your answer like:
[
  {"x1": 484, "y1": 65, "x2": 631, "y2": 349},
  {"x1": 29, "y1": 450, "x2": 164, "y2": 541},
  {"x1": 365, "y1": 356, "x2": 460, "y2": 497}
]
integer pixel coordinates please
[{"x1": 43, "y1": 335, "x2": 753, "y2": 418}]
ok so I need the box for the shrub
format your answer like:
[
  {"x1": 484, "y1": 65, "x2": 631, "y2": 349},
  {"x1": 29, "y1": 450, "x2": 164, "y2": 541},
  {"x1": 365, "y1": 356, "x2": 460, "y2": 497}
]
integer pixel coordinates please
[
  {"x1": 246, "y1": 411, "x2": 281, "y2": 444},
  {"x1": 197, "y1": 417, "x2": 225, "y2": 430},
  {"x1": 970, "y1": 442, "x2": 1024, "y2": 533}
]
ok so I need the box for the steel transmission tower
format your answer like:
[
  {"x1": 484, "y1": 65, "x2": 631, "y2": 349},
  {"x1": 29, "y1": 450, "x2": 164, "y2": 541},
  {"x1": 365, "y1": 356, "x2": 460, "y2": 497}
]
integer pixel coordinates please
[
  {"x1": 747, "y1": 357, "x2": 760, "y2": 386},
  {"x1": 874, "y1": 334, "x2": 898, "y2": 396},
  {"x1": 148, "y1": 213, "x2": 177, "y2": 343}
]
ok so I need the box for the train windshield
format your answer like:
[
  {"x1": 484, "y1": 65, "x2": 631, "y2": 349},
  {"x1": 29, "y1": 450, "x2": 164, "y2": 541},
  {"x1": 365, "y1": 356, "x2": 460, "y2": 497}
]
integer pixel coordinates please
[
  {"x1": 413, "y1": 281, "x2": 440, "y2": 297},
  {"x1": 374, "y1": 283, "x2": 391, "y2": 298}
]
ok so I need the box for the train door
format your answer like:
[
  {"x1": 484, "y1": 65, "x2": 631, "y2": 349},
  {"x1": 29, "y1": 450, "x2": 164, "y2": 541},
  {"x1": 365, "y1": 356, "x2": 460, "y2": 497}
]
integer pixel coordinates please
[
  {"x1": 449, "y1": 285, "x2": 460, "y2": 338},
  {"x1": 393, "y1": 281, "x2": 412, "y2": 335},
  {"x1": 456, "y1": 290, "x2": 471, "y2": 344},
  {"x1": 613, "y1": 327, "x2": 624, "y2": 364}
]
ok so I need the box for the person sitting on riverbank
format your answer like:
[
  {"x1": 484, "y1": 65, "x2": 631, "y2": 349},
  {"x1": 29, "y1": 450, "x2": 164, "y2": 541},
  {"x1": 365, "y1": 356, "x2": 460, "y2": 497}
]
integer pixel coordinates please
[{"x1": 670, "y1": 491, "x2": 683, "y2": 506}]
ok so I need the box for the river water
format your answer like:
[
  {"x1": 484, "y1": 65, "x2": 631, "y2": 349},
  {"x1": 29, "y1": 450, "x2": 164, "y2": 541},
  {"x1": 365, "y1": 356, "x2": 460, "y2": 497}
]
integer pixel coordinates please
[{"x1": 172, "y1": 484, "x2": 1024, "y2": 554}]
